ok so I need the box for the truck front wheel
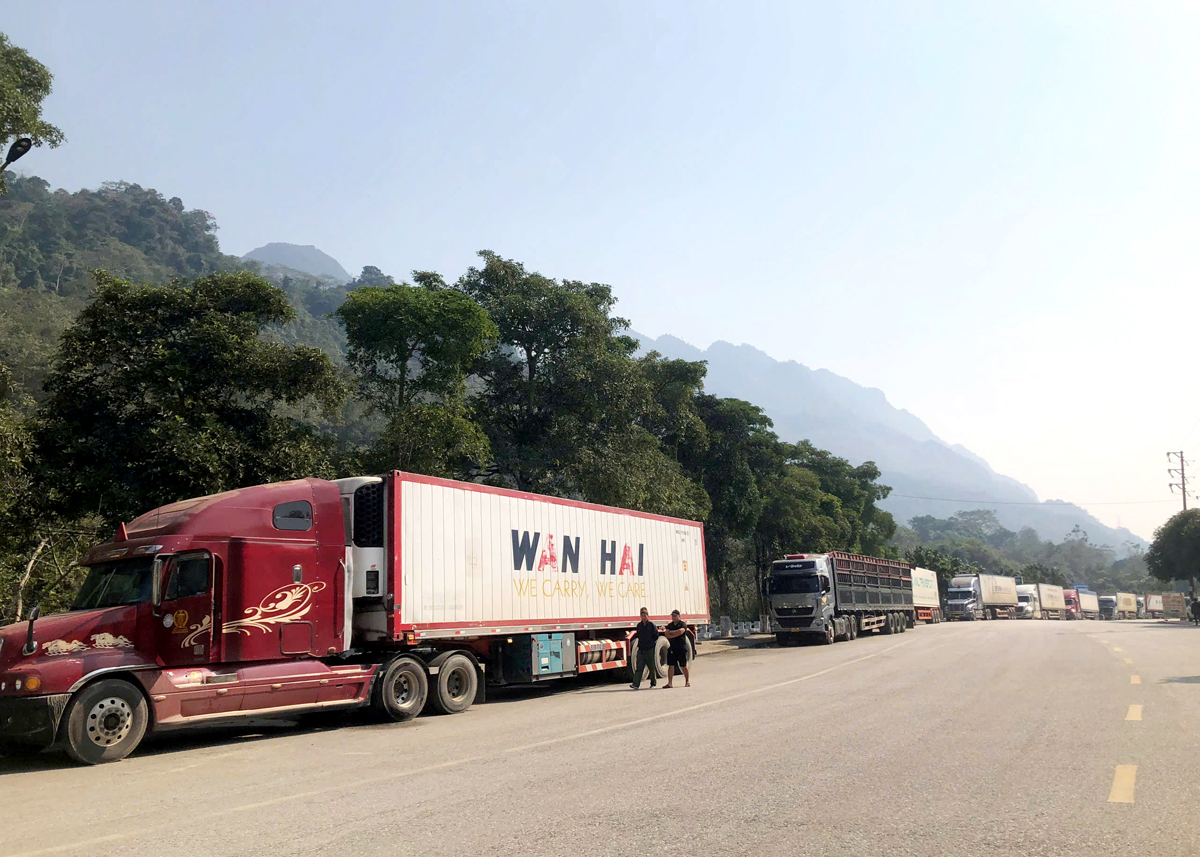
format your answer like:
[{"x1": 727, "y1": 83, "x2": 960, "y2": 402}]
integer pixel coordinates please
[
  {"x1": 847, "y1": 617, "x2": 858, "y2": 640},
  {"x1": 374, "y1": 656, "x2": 429, "y2": 722},
  {"x1": 61, "y1": 678, "x2": 148, "y2": 765},
  {"x1": 822, "y1": 622, "x2": 835, "y2": 645},
  {"x1": 431, "y1": 654, "x2": 477, "y2": 715}
]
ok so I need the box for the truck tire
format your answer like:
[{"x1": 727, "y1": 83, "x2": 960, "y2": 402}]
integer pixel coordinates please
[
  {"x1": 652, "y1": 636, "x2": 670, "y2": 678},
  {"x1": 880, "y1": 614, "x2": 892, "y2": 635},
  {"x1": 61, "y1": 678, "x2": 148, "y2": 765},
  {"x1": 833, "y1": 617, "x2": 848, "y2": 642},
  {"x1": 899, "y1": 614, "x2": 908, "y2": 633},
  {"x1": 627, "y1": 638, "x2": 641, "y2": 681},
  {"x1": 373, "y1": 656, "x2": 428, "y2": 722},
  {"x1": 822, "y1": 622, "x2": 835, "y2": 645},
  {"x1": 432, "y1": 653, "x2": 478, "y2": 714},
  {"x1": 431, "y1": 653, "x2": 478, "y2": 715},
  {"x1": 848, "y1": 617, "x2": 858, "y2": 640}
]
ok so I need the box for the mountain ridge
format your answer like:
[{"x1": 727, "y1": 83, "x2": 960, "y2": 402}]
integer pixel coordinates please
[
  {"x1": 242, "y1": 243, "x2": 351, "y2": 282},
  {"x1": 633, "y1": 331, "x2": 1146, "y2": 551}
]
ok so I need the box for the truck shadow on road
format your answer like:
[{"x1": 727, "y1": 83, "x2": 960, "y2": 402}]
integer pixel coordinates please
[
  {"x1": 1159, "y1": 676, "x2": 1200, "y2": 684},
  {"x1": 0, "y1": 711, "x2": 421, "y2": 775}
]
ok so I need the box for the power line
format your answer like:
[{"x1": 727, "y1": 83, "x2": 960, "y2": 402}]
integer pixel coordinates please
[{"x1": 889, "y1": 494, "x2": 1176, "y2": 506}]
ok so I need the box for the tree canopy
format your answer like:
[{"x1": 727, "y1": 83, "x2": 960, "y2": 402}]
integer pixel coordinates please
[
  {"x1": 0, "y1": 32, "x2": 63, "y2": 192},
  {"x1": 35, "y1": 270, "x2": 345, "y2": 525},
  {"x1": 1146, "y1": 509, "x2": 1200, "y2": 585}
]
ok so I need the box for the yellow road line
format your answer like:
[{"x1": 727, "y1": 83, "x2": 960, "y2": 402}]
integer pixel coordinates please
[
  {"x1": 1126, "y1": 705, "x2": 1143, "y2": 721},
  {"x1": 1131, "y1": 675, "x2": 1141, "y2": 685},
  {"x1": 1108, "y1": 765, "x2": 1137, "y2": 803},
  {"x1": 1113, "y1": 647, "x2": 1122, "y2": 652},
  {"x1": 1124, "y1": 658, "x2": 1133, "y2": 664}
]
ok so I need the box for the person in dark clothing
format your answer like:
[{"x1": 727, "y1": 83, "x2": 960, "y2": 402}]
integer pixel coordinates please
[
  {"x1": 1191, "y1": 599, "x2": 1200, "y2": 626},
  {"x1": 630, "y1": 607, "x2": 660, "y2": 689},
  {"x1": 662, "y1": 609, "x2": 691, "y2": 688}
]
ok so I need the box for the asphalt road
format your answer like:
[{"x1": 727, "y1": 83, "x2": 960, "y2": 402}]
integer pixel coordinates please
[{"x1": 2, "y1": 618, "x2": 1197, "y2": 857}]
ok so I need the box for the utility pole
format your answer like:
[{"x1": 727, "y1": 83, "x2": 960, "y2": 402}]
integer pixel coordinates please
[{"x1": 1168, "y1": 451, "x2": 1189, "y2": 510}]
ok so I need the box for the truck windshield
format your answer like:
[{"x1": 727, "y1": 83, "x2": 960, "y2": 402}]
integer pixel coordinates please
[
  {"x1": 1018, "y1": 596, "x2": 1030, "y2": 603},
  {"x1": 948, "y1": 589, "x2": 973, "y2": 601},
  {"x1": 767, "y1": 574, "x2": 822, "y2": 595},
  {"x1": 71, "y1": 557, "x2": 156, "y2": 611}
]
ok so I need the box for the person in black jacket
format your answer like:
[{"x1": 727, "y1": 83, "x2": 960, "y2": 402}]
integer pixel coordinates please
[
  {"x1": 630, "y1": 607, "x2": 660, "y2": 689},
  {"x1": 662, "y1": 610, "x2": 691, "y2": 688}
]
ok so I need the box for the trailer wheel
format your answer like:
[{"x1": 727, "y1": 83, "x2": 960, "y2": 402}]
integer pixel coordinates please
[
  {"x1": 899, "y1": 614, "x2": 907, "y2": 633},
  {"x1": 430, "y1": 654, "x2": 477, "y2": 715},
  {"x1": 626, "y1": 638, "x2": 642, "y2": 681},
  {"x1": 373, "y1": 656, "x2": 429, "y2": 722},
  {"x1": 881, "y1": 614, "x2": 893, "y2": 635},
  {"x1": 61, "y1": 678, "x2": 148, "y2": 765}
]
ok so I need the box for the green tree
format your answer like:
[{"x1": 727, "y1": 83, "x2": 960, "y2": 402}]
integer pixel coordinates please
[
  {"x1": 335, "y1": 277, "x2": 497, "y2": 476},
  {"x1": 0, "y1": 33, "x2": 64, "y2": 193},
  {"x1": 786, "y1": 441, "x2": 896, "y2": 554},
  {"x1": 1146, "y1": 509, "x2": 1200, "y2": 588},
  {"x1": 34, "y1": 270, "x2": 345, "y2": 525},
  {"x1": 456, "y1": 252, "x2": 690, "y2": 513}
]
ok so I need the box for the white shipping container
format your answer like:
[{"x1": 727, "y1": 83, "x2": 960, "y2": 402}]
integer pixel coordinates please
[
  {"x1": 1079, "y1": 592, "x2": 1099, "y2": 614},
  {"x1": 911, "y1": 567, "x2": 940, "y2": 609},
  {"x1": 1116, "y1": 592, "x2": 1137, "y2": 614},
  {"x1": 1146, "y1": 594, "x2": 1164, "y2": 613},
  {"x1": 1036, "y1": 583, "x2": 1066, "y2": 613},
  {"x1": 396, "y1": 476, "x2": 709, "y2": 633},
  {"x1": 979, "y1": 574, "x2": 1019, "y2": 607}
]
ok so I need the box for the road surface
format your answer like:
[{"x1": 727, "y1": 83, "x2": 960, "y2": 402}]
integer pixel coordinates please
[{"x1": 2, "y1": 618, "x2": 1196, "y2": 856}]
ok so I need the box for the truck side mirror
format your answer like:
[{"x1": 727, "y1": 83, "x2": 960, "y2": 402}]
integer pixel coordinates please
[{"x1": 151, "y1": 557, "x2": 165, "y2": 608}]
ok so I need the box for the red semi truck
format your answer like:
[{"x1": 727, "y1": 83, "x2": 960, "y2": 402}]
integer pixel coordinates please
[{"x1": 0, "y1": 472, "x2": 708, "y2": 764}]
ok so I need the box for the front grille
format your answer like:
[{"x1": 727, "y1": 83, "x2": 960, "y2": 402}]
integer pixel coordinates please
[
  {"x1": 776, "y1": 617, "x2": 814, "y2": 629},
  {"x1": 774, "y1": 606, "x2": 814, "y2": 617}
]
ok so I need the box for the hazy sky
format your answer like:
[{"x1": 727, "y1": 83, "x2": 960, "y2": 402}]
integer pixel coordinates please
[{"x1": 8, "y1": 2, "x2": 1200, "y2": 539}]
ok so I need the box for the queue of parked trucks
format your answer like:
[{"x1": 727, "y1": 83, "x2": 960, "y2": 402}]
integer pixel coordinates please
[{"x1": 0, "y1": 471, "x2": 1181, "y2": 765}]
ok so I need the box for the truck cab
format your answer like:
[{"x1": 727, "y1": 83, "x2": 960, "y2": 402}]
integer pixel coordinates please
[
  {"x1": 1063, "y1": 589, "x2": 1081, "y2": 619},
  {"x1": 1015, "y1": 584, "x2": 1041, "y2": 619},
  {"x1": 946, "y1": 577, "x2": 983, "y2": 620},
  {"x1": 765, "y1": 556, "x2": 837, "y2": 642},
  {"x1": 1099, "y1": 596, "x2": 1117, "y2": 620}
]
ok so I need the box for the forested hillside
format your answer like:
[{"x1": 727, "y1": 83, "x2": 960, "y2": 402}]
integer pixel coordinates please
[
  {"x1": 0, "y1": 176, "x2": 901, "y2": 622},
  {"x1": 0, "y1": 173, "x2": 1162, "y2": 624}
]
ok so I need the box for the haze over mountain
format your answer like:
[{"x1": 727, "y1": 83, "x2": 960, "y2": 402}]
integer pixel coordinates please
[
  {"x1": 634, "y1": 332, "x2": 1148, "y2": 553},
  {"x1": 242, "y1": 243, "x2": 351, "y2": 282}
]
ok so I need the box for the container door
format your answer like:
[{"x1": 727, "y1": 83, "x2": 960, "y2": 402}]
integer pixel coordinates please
[{"x1": 155, "y1": 551, "x2": 215, "y2": 667}]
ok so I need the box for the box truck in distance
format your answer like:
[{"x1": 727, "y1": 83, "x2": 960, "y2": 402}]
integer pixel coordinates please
[
  {"x1": 0, "y1": 472, "x2": 709, "y2": 764},
  {"x1": 946, "y1": 573, "x2": 1019, "y2": 620},
  {"x1": 1036, "y1": 584, "x2": 1066, "y2": 620},
  {"x1": 911, "y1": 567, "x2": 943, "y2": 623},
  {"x1": 1064, "y1": 589, "x2": 1099, "y2": 620}
]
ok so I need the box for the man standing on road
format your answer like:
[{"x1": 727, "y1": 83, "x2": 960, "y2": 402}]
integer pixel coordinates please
[
  {"x1": 631, "y1": 607, "x2": 660, "y2": 689},
  {"x1": 662, "y1": 609, "x2": 691, "y2": 688},
  {"x1": 1191, "y1": 599, "x2": 1200, "y2": 626}
]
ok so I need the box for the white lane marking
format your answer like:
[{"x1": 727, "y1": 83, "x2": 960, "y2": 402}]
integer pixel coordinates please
[{"x1": 10, "y1": 639, "x2": 913, "y2": 856}]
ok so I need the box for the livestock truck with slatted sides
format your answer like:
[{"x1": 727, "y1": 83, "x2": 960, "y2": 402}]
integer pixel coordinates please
[
  {"x1": 0, "y1": 472, "x2": 708, "y2": 764},
  {"x1": 764, "y1": 552, "x2": 917, "y2": 646}
]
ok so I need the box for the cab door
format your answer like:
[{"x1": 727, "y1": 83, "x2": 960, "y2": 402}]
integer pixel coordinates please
[{"x1": 155, "y1": 551, "x2": 215, "y2": 667}]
